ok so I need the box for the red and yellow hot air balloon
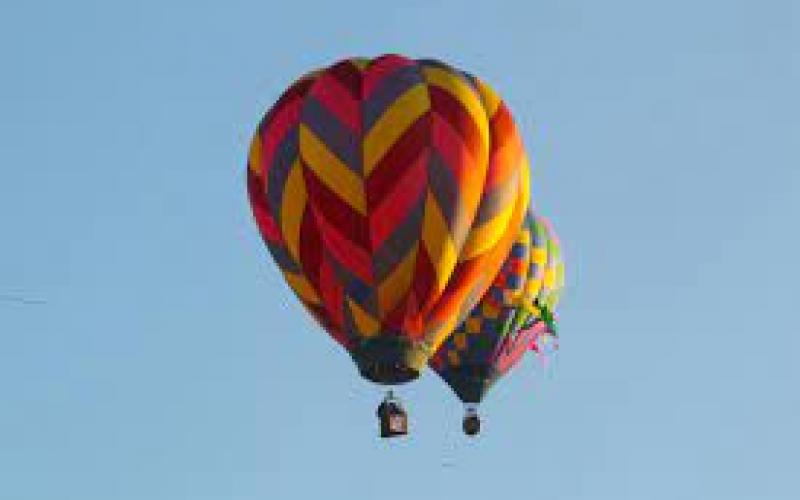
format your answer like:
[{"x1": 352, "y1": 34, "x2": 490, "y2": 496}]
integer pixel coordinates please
[{"x1": 246, "y1": 54, "x2": 531, "y2": 433}]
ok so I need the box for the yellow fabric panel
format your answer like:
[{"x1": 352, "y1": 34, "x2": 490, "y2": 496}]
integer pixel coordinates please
[
  {"x1": 299, "y1": 124, "x2": 367, "y2": 215},
  {"x1": 522, "y1": 302, "x2": 541, "y2": 318},
  {"x1": 421, "y1": 66, "x2": 490, "y2": 160},
  {"x1": 473, "y1": 77, "x2": 502, "y2": 118},
  {"x1": 348, "y1": 298, "x2": 380, "y2": 338},
  {"x1": 549, "y1": 263, "x2": 565, "y2": 308},
  {"x1": 518, "y1": 154, "x2": 531, "y2": 211},
  {"x1": 532, "y1": 248, "x2": 548, "y2": 265},
  {"x1": 421, "y1": 192, "x2": 458, "y2": 294},
  {"x1": 363, "y1": 84, "x2": 430, "y2": 175},
  {"x1": 459, "y1": 186, "x2": 517, "y2": 261},
  {"x1": 284, "y1": 271, "x2": 321, "y2": 305},
  {"x1": 544, "y1": 268, "x2": 556, "y2": 289},
  {"x1": 525, "y1": 277, "x2": 543, "y2": 300},
  {"x1": 517, "y1": 227, "x2": 531, "y2": 246},
  {"x1": 377, "y1": 244, "x2": 419, "y2": 318},
  {"x1": 281, "y1": 159, "x2": 306, "y2": 264},
  {"x1": 248, "y1": 134, "x2": 263, "y2": 176}
]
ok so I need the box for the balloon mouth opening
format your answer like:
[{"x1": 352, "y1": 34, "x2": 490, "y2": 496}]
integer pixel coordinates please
[
  {"x1": 351, "y1": 337, "x2": 423, "y2": 385},
  {"x1": 463, "y1": 414, "x2": 481, "y2": 436},
  {"x1": 358, "y1": 362, "x2": 420, "y2": 385}
]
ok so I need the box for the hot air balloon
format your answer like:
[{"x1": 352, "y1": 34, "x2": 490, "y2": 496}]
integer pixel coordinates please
[
  {"x1": 430, "y1": 213, "x2": 564, "y2": 435},
  {"x1": 246, "y1": 54, "x2": 532, "y2": 436}
]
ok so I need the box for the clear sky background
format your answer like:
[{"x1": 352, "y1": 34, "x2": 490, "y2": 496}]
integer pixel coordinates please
[{"x1": 1, "y1": 1, "x2": 798, "y2": 499}]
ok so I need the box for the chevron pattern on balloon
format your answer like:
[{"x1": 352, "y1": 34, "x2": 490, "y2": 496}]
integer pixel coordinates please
[{"x1": 247, "y1": 55, "x2": 531, "y2": 376}]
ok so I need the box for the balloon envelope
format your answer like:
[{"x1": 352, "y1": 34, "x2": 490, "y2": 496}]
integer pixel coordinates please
[
  {"x1": 247, "y1": 55, "x2": 531, "y2": 384},
  {"x1": 431, "y1": 213, "x2": 564, "y2": 402}
]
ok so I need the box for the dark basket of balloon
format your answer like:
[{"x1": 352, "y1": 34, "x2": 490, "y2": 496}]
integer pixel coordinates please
[{"x1": 377, "y1": 393, "x2": 408, "y2": 438}]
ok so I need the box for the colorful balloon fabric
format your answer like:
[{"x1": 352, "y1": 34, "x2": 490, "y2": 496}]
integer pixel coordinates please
[
  {"x1": 430, "y1": 213, "x2": 564, "y2": 403},
  {"x1": 500, "y1": 214, "x2": 563, "y2": 364},
  {"x1": 538, "y1": 217, "x2": 565, "y2": 314},
  {"x1": 247, "y1": 55, "x2": 531, "y2": 384}
]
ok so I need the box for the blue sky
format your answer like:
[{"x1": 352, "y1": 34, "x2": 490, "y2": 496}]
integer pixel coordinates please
[{"x1": 1, "y1": 1, "x2": 798, "y2": 499}]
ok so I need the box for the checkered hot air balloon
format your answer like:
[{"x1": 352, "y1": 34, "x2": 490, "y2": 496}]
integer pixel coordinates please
[
  {"x1": 430, "y1": 213, "x2": 564, "y2": 435},
  {"x1": 246, "y1": 55, "x2": 531, "y2": 434}
]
